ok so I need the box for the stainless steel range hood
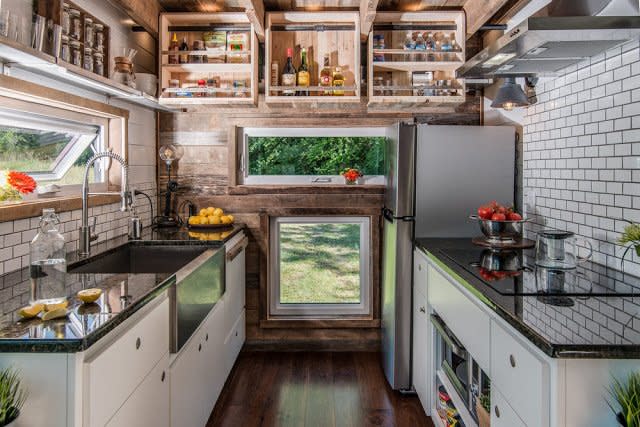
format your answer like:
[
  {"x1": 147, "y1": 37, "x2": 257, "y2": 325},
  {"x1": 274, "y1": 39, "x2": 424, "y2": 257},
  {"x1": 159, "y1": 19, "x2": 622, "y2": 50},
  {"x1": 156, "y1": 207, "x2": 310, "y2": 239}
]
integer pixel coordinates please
[{"x1": 458, "y1": 15, "x2": 640, "y2": 78}]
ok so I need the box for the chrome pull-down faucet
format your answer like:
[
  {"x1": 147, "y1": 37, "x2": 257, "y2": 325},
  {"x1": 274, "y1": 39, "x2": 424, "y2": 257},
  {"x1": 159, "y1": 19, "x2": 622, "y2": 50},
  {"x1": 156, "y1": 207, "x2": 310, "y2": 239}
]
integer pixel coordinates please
[{"x1": 78, "y1": 152, "x2": 131, "y2": 257}]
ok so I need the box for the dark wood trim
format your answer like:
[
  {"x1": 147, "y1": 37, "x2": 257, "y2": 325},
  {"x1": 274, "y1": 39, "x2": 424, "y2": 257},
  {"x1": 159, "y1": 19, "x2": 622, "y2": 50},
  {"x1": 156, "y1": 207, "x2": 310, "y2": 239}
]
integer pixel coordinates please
[
  {"x1": 259, "y1": 212, "x2": 270, "y2": 323},
  {"x1": 259, "y1": 207, "x2": 382, "y2": 216},
  {"x1": 0, "y1": 195, "x2": 121, "y2": 222},
  {"x1": 260, "y1": 319, "x2": 381, "y2": 329},
  {"x1": 228, "y1": 185, "x2": 385, "y2": 195}
]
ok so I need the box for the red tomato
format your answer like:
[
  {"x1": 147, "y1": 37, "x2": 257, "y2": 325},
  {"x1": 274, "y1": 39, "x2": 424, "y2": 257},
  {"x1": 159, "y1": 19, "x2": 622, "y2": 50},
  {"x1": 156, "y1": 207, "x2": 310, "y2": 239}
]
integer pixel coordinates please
[
  {"x1": 507, "y1": 212, "x2": 522, "y2": 221},
  {"x1": 491, "y1": 212, "x2": 506, "y2": 221},
  {"x1": 477, "y1": 205, "x2": 494, "y2": 220}
]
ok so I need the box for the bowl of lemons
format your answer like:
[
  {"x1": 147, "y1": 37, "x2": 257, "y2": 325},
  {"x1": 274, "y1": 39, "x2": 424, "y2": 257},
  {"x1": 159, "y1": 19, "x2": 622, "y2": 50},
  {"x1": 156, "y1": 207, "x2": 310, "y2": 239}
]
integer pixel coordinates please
[{"x1": 188, "y1": 206, "x2": 234, "y2": 229}]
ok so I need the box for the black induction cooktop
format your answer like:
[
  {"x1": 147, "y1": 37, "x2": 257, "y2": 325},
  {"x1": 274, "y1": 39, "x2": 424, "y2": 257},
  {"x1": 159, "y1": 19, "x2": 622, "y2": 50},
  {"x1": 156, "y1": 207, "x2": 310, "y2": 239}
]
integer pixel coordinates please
[{"x1": 439, "y1": 247, "x2": 640, "y2": 297}]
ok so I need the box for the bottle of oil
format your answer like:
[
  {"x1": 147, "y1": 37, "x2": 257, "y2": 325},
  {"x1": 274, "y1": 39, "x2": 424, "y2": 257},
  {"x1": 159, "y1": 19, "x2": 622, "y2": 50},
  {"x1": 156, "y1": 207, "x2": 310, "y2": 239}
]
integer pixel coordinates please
[
  {"x1": 319, "y1": 54, "x2": 333, "y2": 96},
  {"x1": 30, "y1": 209, "x2": 66, "y2": 305},
  {"x1": 332, "y1": 66, "x2": 345, "y2": 96},
  {"x1": 297, "y1": 47, "x2": 310, "y2": 96},
  {"x1": 169, "y1": 33, "x2": 179, "y2": 64}
]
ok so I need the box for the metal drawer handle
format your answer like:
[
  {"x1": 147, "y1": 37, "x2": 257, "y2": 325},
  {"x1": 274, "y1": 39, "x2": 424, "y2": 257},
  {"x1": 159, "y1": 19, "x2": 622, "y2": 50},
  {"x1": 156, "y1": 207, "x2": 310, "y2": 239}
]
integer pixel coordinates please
[
  {"x1": 136, "y1": 337, "x2": 141, "y2": 350},
  {"x1": 419, "y1": 306, "x2": 426, "y2": 313},
  {"x1": 495, "y1": 406, "x2": 501, "y2": 418},
  {"x1": 161, "y1": 371, "x2": 166, "y2": 382},
  {"x1": 418, "y1": 264, "x2": 422, "y2": 271},
  {"x1": 198, "y1": 343, "x2": 202, "y2": 352},
  {"x1": 235, "y1": 331, "x2": 238, "y2": 337},
  {"x1": 206, "y1": 333, "x2": 209, "y2": 341},
  {"x1": 509, "y1": 354, "x2": 516, "y2": 368}
]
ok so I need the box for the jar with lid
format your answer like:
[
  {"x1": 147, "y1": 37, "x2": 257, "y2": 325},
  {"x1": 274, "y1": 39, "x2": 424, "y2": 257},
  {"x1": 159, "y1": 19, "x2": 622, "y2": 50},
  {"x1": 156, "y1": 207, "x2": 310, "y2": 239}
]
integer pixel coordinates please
[
  {"x1": 190, "y1": 40, "x2": 205, "y2": 63},
  {"x1": 112, "y1": 56, "x2": 136, "y2": 88},
  {"x1": 69, "y1": 8, "x2": 81, "y2": 40},
  {"x1": 83, "y1": 47, "x2": 93, "y2": 72},
  {"x1": 84, "y1": 18, "x2": 94, "y2": 48},
  {"x1": 29, "y1": 209, "x2": 67, "y2": 305},
  {"x1": 60, "y1": 35, "x2": 70, "y2": 62},
  {"x1": 70, "y1": 40, "x2": 81, "y2": 66},
  {"x1": 62, "y1": 3, "x2": 70, "y2": 35},
  {"x1": 94, "y1": 23, "x2": 104, "y2": 53},
  {"x1": 168, "y1": 79, "x2": 180, "y2": 97},
  {"x1": 93, "y1": 52, "x2": 104, "y2": 76}
]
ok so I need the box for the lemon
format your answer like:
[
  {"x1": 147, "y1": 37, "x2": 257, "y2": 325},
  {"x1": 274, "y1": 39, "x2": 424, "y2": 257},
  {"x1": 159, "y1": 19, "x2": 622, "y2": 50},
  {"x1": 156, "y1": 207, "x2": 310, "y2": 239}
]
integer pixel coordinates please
[
  {"x1": 18, "y1": 303, "x2": 44, "y2": 319},
  {"x1": 213, "y1": 208, "x2": 223, "y2": 217},
  {"x1": 227, "y1": 214, "x2": 234, "y2": 223},
  {"x1": 188, "y1": 216, "x2": 197, "y2": 225},
  {"x1": 77, "y1": 288, "x2": 102, "y2": 304},
  {"x1": 206, "y1": 207, "x2": 215, "y2": 215},
  {"x1": 42, "y1": 308, "x2": 68, "y2": 321},
  {"x1": 210, "y1": 215, "x2": 222, "y2": 225},
  {"x1": 221, "y1": 215, "x2": 232, "y2": 225},
  {"x1": 196, "y1": 216, "x2": 207, "y2": 225},
  {"x1": 45, "y1": 300, "x2": 68, "y2": 312}
]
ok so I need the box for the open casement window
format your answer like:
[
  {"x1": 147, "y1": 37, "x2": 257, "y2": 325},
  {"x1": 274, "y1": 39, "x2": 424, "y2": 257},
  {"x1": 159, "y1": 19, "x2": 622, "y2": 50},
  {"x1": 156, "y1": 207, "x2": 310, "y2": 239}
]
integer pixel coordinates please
[
  {"x1": 0, "y1": 97, "x2": 111, "y2": 195},
  {"x1": 239, "y1": 127, "x2": 386, "y2": 185},
  {"x1": 269, "y1": 217, "x2": 371, "y2": 317}
]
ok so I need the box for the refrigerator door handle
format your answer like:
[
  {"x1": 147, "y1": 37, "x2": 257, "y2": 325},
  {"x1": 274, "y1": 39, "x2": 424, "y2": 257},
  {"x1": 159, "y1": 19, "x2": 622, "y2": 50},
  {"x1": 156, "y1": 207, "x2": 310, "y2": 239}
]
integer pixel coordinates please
[{"x1": 383, "y1": 207, "x2": 415, "y2": 223}]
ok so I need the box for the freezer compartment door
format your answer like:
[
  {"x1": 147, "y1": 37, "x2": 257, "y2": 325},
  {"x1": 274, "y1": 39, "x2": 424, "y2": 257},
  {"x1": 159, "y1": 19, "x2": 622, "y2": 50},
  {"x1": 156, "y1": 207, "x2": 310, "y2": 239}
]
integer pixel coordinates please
[
  {"x1": 384, "y1": 122, "x2": 416, "y2": 218},
  {"x1": 381, "y1": 215, "x2": 413, "y2": 390},
  {"x1": 414, "y1": 125, "x2": 516, "y2": 238}
]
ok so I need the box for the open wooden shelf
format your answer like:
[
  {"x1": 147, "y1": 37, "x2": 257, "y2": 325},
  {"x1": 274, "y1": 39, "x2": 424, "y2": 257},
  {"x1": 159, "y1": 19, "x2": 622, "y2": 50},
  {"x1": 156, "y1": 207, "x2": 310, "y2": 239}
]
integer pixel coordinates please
[
  {"x1": 368, "y1": 11, "x2": 466, "y2": 105},
  {"x1": 158, "y1": 12, "x2": 258, "y2": 106},
  {"x1": 265, "y1": 12, "x2": 361, "y2": 104}
]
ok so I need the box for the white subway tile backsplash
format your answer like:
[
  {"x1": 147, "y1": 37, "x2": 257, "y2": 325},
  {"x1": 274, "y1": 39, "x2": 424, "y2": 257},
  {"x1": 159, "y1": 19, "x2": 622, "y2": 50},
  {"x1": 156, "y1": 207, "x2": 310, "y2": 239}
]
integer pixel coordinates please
[{"x1": 524, "y1": 41, "x2": 640, "y2": 273}]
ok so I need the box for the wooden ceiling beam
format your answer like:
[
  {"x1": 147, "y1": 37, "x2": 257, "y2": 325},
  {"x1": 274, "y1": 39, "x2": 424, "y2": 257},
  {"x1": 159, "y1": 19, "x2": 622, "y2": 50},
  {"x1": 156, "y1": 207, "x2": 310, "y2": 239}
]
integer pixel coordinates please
[
  {"x1": 107, "y1": 0, "x2": 162, "y2": 38},
  {"x1": 360, "y1": 0, "x2": 380, "y2": 41},
  {"x1": 463, "y1": 0, "x2": 510, "y2": 39},
  {"x1": 240, "y1": 0, "x2": 266, "y2": 42}
]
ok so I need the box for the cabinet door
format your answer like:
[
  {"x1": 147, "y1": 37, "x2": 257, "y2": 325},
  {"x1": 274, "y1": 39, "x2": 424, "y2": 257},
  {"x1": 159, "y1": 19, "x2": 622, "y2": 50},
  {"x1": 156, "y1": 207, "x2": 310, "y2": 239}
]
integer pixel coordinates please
[
  {"x1": 491, "y1": 387, "x2": 526, "y2": 427},
  {"x1": 414, "y1": 249, "x2": 428, "y2": 298},
  {"x1": 225, "y1": 243, "x2": 246, "y2": 335},
  {"x1": 107, "y1": 353, "x2": 170, "y2": 427},
  {"x1": 412, "y1": 289, "x2": 428, "y2": 409},
  {"x1": 225, "y1": 310, "x2": 246, "y2": 376},
  {"x1": 170, "y1": 328, "x2": 209, "y2": 427},
  {"x1": 203, "y1": 299, "x2": 227, "y2": 417}
]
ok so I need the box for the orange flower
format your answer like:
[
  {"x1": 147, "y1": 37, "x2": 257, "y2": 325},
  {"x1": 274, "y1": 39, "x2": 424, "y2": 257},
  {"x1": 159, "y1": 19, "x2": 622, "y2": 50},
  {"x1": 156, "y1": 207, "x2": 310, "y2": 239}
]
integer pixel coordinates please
[
  {"x1": 6, "y1": 171, "x2": 36, "y2": 194},
  {"x1": 342, "y1": 168, "x2": 362, "y2": 182}
]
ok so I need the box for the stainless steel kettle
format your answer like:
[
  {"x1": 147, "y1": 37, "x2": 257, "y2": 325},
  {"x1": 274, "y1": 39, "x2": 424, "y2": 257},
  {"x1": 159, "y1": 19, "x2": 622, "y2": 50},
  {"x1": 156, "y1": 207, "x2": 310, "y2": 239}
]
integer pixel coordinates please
[{"x1": 535, "y1": 230, "x2": 592, "y2": 269}]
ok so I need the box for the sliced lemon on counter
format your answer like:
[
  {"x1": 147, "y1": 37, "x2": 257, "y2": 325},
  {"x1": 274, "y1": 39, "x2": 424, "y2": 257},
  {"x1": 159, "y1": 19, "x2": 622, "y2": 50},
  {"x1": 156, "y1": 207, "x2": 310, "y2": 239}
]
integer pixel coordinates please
[
  {"x1": 77, "y1": 288, "x2": 102, "y2": 304},
  {"x1": 42, "y1": 308, "x2": 68, "y2": 321},
  {"x1": 18, "y1": 303, "x2": 44, "y2": 319},
  {"x1": 44, "y1": 299, "x2": 68, "y2": 312}
]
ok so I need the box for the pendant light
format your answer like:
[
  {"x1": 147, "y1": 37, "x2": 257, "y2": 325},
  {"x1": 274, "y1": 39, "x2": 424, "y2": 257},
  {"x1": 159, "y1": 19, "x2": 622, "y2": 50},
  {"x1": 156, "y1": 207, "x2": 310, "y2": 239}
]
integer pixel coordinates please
[{"x1": 490, "y1": 77, "x2": 530, "y2": 111}]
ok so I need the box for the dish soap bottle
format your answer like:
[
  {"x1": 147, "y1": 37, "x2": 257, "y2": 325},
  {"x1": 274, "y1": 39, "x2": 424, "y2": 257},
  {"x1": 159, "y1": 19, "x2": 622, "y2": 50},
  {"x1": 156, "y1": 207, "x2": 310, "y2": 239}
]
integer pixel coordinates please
[{"x1": 30, "y1": 208, "x2": 67, "y2": 305}]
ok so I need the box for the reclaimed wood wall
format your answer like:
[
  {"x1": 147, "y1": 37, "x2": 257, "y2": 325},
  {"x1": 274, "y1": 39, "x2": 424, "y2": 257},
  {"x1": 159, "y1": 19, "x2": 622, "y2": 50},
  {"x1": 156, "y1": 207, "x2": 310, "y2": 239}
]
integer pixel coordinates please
[{"x1": 158, "y1": 97, "x2": 480, "y2": 350}]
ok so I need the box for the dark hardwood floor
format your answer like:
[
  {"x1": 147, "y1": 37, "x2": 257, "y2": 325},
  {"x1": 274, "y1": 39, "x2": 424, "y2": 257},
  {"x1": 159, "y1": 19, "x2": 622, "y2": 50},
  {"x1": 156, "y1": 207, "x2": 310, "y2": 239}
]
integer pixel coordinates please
[{"x1": 207, "y1": 351, "x2": 434, "y2": 427}]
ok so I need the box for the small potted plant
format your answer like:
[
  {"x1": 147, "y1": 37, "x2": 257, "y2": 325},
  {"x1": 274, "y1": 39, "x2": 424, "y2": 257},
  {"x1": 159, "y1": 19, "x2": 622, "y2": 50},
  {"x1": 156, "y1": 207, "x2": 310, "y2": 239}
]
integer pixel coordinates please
[
  {"x1": 608, "y1": 371, "x2": 640, "y2": 427},
  {"x1": 476, "y1": 391, "x2": 491, "y2": 427},
  {"x1": 342, "y1": 168, "x2": 363, "y2": 185},
  {"x1": 0, "y1": 171, "x2": 36, "y2": 204},
  {"x1": 0, "y1": 367, "x2": 27, "y2": 426}
]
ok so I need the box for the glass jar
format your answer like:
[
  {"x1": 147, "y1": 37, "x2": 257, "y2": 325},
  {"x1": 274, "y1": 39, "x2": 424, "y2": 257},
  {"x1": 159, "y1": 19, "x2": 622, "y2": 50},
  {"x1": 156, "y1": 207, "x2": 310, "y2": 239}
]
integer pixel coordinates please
[
  {"x1": 84, "y1": 17, "x2": 93, "y2": 48},
  {"x1": 62, "y1": 4, "x2": 70, "y2": 35},
  {"x1": 190, "y1": 40, "x2": 205, "y2": 63},
  {"x1": 29, "y1": 209, "x2": 67, "y2": 305},
  {"x1": 60, "y1": 35, "x2": 70, "y2": 62},
  {"x1": 93, "y1": 52, "x2": 104, "y2": 75},
  {"x1": 94, "y1": 23, "x2": 104, "y2": 53},
  {"x1": 69, "y1": 9, "x2": 81, "y2": 40},
  {"x1": 83, "y1": 47, "x2": 93, "y2": 72},
  {"x1": 70, "y1": 40, "x2": 81, "y2": 66},
  {"x1": 168, "y1": 79, "x2": 180, "y2": 97}
]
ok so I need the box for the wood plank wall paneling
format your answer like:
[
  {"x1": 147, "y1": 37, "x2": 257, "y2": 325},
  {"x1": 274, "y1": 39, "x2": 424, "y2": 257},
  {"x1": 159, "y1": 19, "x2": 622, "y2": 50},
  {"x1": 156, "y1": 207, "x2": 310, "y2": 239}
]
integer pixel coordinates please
[{"x1": 158, "y1": 97, "x2": 480, "y2": 349}]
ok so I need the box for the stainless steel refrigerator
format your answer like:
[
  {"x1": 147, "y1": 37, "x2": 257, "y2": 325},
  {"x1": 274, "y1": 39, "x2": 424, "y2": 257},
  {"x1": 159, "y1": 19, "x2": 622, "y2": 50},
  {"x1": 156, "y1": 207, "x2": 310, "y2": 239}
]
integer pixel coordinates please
[{"x1": 381, "y1": 122, "x2": 516, "y2": 390}]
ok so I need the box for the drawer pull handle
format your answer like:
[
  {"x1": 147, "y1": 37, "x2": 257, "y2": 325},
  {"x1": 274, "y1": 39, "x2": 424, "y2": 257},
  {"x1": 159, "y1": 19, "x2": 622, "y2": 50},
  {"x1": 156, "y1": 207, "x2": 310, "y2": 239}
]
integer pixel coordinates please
[
  {"x1": 494, "y1": 406, "x2": 501, "y2": 418},
  {"x1": 419, "y1": 306, "x2": 426, "y2": 313},
  {"x1": 136, "y1": 337, "x2": 141, "y2": 350},
  {"x1": 206, "y1": 333, "x2": 209, "y2": 341},
  {"x1": 235, "y1": 331, "x2": 238, "y2": 337},
  {"x1": 161, "y1": 371, "x2": 166, "y2": 382},
  {"x1": 418, "y1": 264, "x2": 422, "y2": 271},
  {"x1": 198, "y1": 343, "x2": 202, "y2": 352},
  {"x1": 509, "y1": 354, "x2": 516, "y2": 368}
]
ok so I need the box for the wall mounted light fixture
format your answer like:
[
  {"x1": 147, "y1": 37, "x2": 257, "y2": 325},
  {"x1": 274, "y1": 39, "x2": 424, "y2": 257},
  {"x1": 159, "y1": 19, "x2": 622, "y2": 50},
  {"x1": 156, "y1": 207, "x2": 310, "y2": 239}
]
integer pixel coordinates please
[{"x1": 490, "y1": 77, "x2": 530, "y2": 111}]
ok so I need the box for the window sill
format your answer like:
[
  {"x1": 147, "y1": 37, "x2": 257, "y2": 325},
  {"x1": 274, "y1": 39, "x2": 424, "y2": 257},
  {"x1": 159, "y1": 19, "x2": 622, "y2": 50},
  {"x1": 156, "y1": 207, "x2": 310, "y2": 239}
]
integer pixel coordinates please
[
  {"x1": 0, "y1": 194, "x2": 121, "y2": 222},
  {"x1": 229, "y1": 184, "x2": 385, "y2": 195},
  {"x1": 260, "y1": 318, "x2": 380, "y2": 329}
]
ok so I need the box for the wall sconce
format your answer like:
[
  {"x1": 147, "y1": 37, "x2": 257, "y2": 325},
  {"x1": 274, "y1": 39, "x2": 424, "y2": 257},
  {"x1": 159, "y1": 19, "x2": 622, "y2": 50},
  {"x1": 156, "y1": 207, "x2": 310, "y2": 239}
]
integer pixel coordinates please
[{"x1": 490, "y1": 77, "x2": 530, "y2": 111}]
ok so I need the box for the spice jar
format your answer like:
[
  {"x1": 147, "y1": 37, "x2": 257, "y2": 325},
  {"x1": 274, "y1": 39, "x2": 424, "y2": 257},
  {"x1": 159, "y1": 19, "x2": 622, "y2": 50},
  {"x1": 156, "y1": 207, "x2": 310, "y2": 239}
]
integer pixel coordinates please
[
  {"x1": 70, "y1": 39, "x2": 81, "y2": 66},
  {"x1": 168, "y1": 79, "x2": 180, "y2": 97},
  {"x1": 62, "y1": 4, "x2": 70, "y2": 35},
  {"x1": 83, "y1": 47, "x2": 93, "y2": 72},
  {"x1": 112, "y1": 56, "x2": 136, "y2": 88},
  {"x1": 93, "y1": 52, "x2": 104, "y2": 75},
  {"x1": 69, "y1": 8, "x2": 81, "y2": 40},
  {"x1": 94, "y1": 23, "x2": 104, "y2": 53},
  {"x1": 60, "y1": 35, "x2": 70, "y2": 62},
  {"x1": 190, "y1": 40, "x2": 205, "y2": 63}
]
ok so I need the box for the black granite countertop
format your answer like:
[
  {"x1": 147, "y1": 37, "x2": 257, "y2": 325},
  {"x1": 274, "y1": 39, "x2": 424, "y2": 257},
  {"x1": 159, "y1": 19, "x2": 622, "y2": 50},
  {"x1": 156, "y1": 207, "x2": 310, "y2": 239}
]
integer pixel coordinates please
[
  {"x1": 0, "y1": 225, "x2": 244, "y2": 352},
  {"x1": 416, "y1": 238, "x2": 640, "y2": 359}
]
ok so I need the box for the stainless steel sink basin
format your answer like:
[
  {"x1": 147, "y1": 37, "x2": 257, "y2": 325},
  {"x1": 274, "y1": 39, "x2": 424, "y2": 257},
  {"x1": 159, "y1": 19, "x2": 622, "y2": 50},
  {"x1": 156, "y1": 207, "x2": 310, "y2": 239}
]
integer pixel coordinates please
[{"x1": 68, "y1": 243, "x2": 209, "y2": 274}]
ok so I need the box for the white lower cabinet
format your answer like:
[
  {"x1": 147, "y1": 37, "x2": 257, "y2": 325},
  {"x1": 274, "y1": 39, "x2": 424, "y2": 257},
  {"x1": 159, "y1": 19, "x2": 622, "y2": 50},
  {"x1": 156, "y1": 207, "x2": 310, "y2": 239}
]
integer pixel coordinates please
[
  {"x1": 225, "y1": 310, "x2": 246, "y2": 377},
  {"x1": 412, "y1": 285, "x2": 428, "y2": 408},
  {"x1": 491, "y1": 387, "x2": 526, "y2": 427},
  {"x1": 106, "y1": 353, "x2": 170, "y2": 427}
]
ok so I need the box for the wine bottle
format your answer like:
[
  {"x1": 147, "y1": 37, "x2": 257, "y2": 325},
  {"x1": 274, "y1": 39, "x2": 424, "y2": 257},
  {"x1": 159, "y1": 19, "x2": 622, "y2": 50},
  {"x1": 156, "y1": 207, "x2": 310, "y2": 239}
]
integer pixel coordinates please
[
  {"x1": 169, "y1": 33, "x2": 179, "y2": 64},
  {"x1": 319, "y1": 54, "x2": 333, "y2": 96},
  {"x1": 179, "y1": 37, "x2": 189, "y2": 64},
  {"x1": 297, "y1": 47, "x2": 310, "y2": 96},
  {"x1": 282, "y1": 47, "x2": 297, "y2": 96}
]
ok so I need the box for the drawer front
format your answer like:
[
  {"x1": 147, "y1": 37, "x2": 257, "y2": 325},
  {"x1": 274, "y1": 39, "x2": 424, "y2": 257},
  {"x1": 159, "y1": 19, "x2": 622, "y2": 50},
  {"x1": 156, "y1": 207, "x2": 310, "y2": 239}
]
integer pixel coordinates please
[
  {"x1": 428, "y1": 264, "x2": 490, "y2": 371},
  {"x1": 414, "y1": 249, "x2": 428, "y2": 298},
  {"x1": 225, "y1": 310, "x2": 245, "y2": 376},
  {"x1": 86, "y1": 298, "x2": 169, "y2": 427},
  {"x1": 491, "y1": 321, "x2": 547, "y2": 427},
  {"x1": 225, "y1": 247, "x2": 245, "y2": 334},
  {"x1": 491, "y1": 387, "x2": 526, "y2": 427}
]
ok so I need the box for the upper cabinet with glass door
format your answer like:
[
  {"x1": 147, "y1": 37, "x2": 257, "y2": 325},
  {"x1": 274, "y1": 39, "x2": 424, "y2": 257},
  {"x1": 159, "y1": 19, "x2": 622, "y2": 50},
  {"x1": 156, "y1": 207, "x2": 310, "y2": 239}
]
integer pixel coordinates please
[
  {"x1": 158, "y1": 13, "x2": 258, "y2": 106},
  {"x1": 368, "y1": 12, "x2": 466, "y2": 106}
]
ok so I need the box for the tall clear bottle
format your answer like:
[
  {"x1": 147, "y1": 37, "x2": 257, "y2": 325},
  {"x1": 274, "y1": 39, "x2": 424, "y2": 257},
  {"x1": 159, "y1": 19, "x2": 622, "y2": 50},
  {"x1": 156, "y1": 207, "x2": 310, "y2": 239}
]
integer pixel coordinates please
[{"x1": 30, "y1": 209, "x2": 67, "y2": 305}]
